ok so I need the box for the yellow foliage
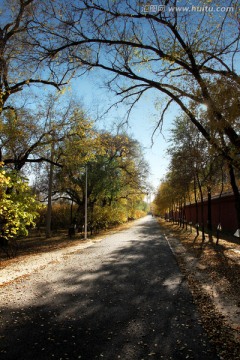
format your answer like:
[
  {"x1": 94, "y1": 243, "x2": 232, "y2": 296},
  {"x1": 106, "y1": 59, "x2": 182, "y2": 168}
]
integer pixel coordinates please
[{"x1": 0, "y1": 165, "x2": 41, "y2": 239}]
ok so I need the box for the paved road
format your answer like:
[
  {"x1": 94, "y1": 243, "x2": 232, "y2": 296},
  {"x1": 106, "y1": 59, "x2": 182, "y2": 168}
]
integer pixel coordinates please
[{"x1": 0, "y1": 216, "x2": 218, "y2": 359}]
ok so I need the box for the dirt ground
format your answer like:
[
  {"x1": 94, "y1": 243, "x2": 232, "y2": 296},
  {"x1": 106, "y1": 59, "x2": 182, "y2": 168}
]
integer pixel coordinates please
[
  {"x1": 0, "y1": 223, "x2": 135, "y2": 277},
  {"x1": 1, "y1": 219, "x2": 240, "y2": 359},
  {"x1": 157, "y1": 218, "x2": 240, "y2": 360}
]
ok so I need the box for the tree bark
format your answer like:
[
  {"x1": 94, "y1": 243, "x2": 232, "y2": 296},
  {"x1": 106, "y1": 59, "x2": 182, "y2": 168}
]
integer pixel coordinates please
[
  {"x1": 207, "y1": 186, "x2": 212, "y2": 232},
  {"x1": 228, "y1": 163, "x2": 240, "y2": 229}
]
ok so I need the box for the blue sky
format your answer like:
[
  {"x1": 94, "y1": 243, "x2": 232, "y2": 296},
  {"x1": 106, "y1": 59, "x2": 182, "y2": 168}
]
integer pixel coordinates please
[{"x1": 71, "y1": 73, "x2": 174, "y2": 192}]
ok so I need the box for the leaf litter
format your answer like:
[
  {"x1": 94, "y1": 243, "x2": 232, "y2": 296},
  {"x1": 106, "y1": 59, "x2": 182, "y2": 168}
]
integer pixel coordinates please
[{"x1": 158, "y1": 218, "x2": 240, "y2": 360}]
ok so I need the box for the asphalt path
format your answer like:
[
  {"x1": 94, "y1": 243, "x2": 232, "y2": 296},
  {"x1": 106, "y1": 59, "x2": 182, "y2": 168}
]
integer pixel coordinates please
[{"x1": 0, "y1": 216, "x2": 218, "y2": 359}]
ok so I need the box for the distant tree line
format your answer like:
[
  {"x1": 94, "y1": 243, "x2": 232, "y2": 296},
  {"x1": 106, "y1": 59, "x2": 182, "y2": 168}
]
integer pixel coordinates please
[{"x1": 153, "y1": 115, "x2": 240, "y2": 240}]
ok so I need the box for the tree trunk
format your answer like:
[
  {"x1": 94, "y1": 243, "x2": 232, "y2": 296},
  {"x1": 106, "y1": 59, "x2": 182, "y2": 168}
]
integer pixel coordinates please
[
  {"x1": 196, "y1": 174, "x2": 205, "y2": 242},
  {"x1": 207, "y1": 186, "x2": 212, "y2": 232},
  {"x1": 228, "y1": 163, "x2": 240, "y2": 229},
  {"x1": 193, "y1": 175, "x2": 199, "y2": 236},
  {"x1": 46, "y1": 149, "x2": 54, "y2": 238},
  {"x1": 216, "y1": 164, "x2": 224, "y2": 245}
]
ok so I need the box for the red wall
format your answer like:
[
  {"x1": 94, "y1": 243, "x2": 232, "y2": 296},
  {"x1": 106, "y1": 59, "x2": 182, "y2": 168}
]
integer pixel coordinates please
[{"x1": 184, "y1": 194, "x2": 238, "y2": 233}]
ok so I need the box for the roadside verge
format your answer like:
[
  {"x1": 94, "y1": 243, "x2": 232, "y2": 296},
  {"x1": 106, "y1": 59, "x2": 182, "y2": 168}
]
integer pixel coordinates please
[{"x1": 158, "y1": 218, "x2": 240, "y2": 360}]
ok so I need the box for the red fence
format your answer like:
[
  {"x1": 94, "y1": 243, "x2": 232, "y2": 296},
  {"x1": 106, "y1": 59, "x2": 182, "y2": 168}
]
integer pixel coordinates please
[{"x1": 184, "y1": 193, "x2": 238, "y2": 233}]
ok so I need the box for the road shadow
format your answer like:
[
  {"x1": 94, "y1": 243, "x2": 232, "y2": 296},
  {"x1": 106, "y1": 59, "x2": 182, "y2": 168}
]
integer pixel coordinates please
[{"x1": 0, "y1": 217, "x2": 218, "y2": 360}]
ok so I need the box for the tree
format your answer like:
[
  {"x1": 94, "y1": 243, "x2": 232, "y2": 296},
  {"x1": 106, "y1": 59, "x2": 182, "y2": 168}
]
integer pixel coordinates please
[
  {"x1": 155, "y1": 113, "x2": 236, "y2": 237},
  {"x1": 42, "y1": 0, "x2": 240, "y2": 171},
  {"x1": 0, "y1": 163, "x2": 41, "y2": 253},
  {"x1": 168, "y1": 115, "x2": 217, "y2": 237},
  {"x1": 0, "y1": 94, "x2": 90, "y2": 169},
  {"x1": 153, "y1": 177, "x2": 178, "y2": 219},
  {"x1": 0, "y1": 0, "x2": 75, "y2": 116},
  {"x1": 54, "y1": 129, "x2": 149, "y2": 230}
]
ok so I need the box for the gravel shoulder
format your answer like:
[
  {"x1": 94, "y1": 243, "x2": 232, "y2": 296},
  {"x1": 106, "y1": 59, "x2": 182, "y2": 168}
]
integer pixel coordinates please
[
  {"x1": 0, "y1": 223, "x2": 134, "y2": 285},
  {"x1": 158, "y1": 218, "x2": 240, "y2": 360}
]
